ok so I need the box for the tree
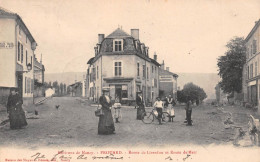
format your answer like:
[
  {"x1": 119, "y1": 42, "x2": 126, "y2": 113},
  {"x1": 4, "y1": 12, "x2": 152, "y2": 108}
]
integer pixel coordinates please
[
  {"x1": 217, "y1": 37, "x2": 246, "y2": 94},
  {"x1": 177, "y1": 82, "x2": 207, "y2": 105}
]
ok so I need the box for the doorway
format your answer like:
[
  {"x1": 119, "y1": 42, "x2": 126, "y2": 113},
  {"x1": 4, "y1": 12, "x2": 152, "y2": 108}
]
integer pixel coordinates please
[
  {"x1": 115, "y1": 85, "x2": 122, "y2": 102},
  {"x1": 17, "y1": 73, "x2": 23, "y2": 99}
]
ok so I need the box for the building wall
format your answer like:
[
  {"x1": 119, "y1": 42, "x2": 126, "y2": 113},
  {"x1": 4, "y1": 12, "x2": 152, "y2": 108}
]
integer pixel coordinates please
[
  {"x1": 245, "y1": 23, "x2": 260, "y2": 107},
  {"x1": 0, "y1": 18, "x2": 16, "y2": 88},
  {"x1": 16, "y1": 22, "x2": 35, "y2": 108}
]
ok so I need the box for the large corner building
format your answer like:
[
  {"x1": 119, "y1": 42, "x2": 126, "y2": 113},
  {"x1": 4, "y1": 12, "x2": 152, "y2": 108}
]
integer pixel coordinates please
[{"x1": 86, "y1": 28, "x2": 160, "y2": 105}]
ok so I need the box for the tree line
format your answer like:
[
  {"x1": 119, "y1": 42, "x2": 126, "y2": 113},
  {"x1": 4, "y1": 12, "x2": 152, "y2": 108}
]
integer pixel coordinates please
[{"x1": 43, "y1": 81, "x2": 68, "y2": 96}]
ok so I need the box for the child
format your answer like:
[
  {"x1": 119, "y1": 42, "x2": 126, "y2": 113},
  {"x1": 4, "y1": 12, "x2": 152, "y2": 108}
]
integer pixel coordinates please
[
  {"x1": 113, "y1": 96, "x2": 122, "y2": 123},
  {"x1": 166, "y1": 95, "x2": 175, "y2": 122},
  {"x1": 153, "y1": 97, "x2": 164, "y2": 125}
]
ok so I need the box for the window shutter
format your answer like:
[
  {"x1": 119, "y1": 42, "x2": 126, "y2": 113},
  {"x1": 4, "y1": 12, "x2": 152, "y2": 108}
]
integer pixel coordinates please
[{"x1": 31, "y1": 79, "x2": 34, "y2": 93}]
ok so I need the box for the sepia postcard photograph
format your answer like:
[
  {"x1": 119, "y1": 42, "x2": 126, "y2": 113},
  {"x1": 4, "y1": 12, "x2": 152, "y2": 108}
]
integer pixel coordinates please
[{"x1": 0, "y1": 0, "x2": 260, "y2": 161}]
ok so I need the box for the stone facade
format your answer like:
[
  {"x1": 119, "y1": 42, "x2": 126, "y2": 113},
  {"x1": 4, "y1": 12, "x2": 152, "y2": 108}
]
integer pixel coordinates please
[{"x1": 86, "y1": 28, "x2": 160, "y2": 105}]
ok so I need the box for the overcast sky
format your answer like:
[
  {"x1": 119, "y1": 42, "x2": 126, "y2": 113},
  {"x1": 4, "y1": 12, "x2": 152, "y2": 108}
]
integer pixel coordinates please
[{"x1": 1, "y1": 0, "x2": 260, "y2": 74}]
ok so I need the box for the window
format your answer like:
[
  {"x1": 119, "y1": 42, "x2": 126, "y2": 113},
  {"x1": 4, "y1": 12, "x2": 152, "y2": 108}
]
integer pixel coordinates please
[
  {"x1": 19, "y1": 27, "x2": 21, "y2": 35},
  {"x1": 26, "y1": 36, "x2": 27, "y2": 43},
  {"x1": 247, "y1": 48, "x2": 249, "y2": 59},
  {"x1": 147, "y1": 67, "x2": 149, "y2": 80},
  {"x1": 154, "y1": 79, "x2": 157, "y2": 88},
  {"x1": 247, "y1": 66, "x2": 249, "y2": 79},
  {"x1": 18, "y1": 42, "x2": 20, "y2": 61},
  {"x1": 122, "y1": 85, "x2": 128, "y2": 98},
  {"x1": 137, "y1": 63, "x2": 140, "y2": 76},
  {"x1": 97, "y1": 66, "x2": 99, "y2": 79},
  {"x1": 143, "y1": 65, "x2": 146, "y2": 78},
  {"x1": 251, "y1": 45, "x2": 253, "y2": 56},
  {"x1": 25, "y1": 77, "x2": 27, "y2": 93},
  {"x1": 152, "y1": 66, "x2": 154, "y2": 73},
  {"x1": 21, "y1": 45, "x2": 23, "y2": 63},
  {"x1": 250, "y1": 64, "x2": 253, "y2": 78},
  {"x1": 253, "y1": 40, "x2": 257, "y2": 54},
  {"x1": 155, "y1": 66, "x2": 157, "y2": 72},
  {"x1": 113, "y1": 39, "x2": 123, "y2": 52},
  {"x1": 26, "y1": 50, "x2": 28, "y2": 64},
  {"x1": 114, "y1": 62, "x2": 122, "y2": 76},
  {"x1": 255, "y1": 62, "x2": 258, "y2": 76}
]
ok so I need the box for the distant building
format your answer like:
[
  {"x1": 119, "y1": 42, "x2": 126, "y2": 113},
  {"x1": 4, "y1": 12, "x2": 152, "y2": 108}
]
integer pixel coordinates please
[
  {"x1": 242, "y1": 19, "x2": 260, "y2": 107},
  {"x1": 68, "y1": 82, "x2": 83, "y2": 97},
  {"x1": 0, "y1": 7, "x2": 37, "y2": 109},
  {"x1": 159, "y1": 61, "x2": 178, "y2": 99},
  {"x1": 34, "y1": 54, "x2": 45, "y2": 97},
  {"x1": 86, "y1": 28, "x2": 160, "y2": 105}
]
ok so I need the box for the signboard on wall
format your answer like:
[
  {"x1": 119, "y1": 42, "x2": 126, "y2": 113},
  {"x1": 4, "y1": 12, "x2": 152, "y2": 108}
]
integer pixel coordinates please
[{"x1": 0, "y1": 42, "x2": 14, "y2": 49}]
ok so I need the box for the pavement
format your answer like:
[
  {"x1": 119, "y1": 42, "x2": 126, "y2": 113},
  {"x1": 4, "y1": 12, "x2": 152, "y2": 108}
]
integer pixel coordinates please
[{"x1": 0, "y1": 97, "x2": 258, "y2": 149}]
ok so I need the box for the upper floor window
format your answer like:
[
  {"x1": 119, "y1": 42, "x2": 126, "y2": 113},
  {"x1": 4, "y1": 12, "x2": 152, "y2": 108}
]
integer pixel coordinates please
[
  {"x1": 247, "y1": 47, "x2": 249, "y2": 59},
  {"x1": 250, "y1": 63, "x2": 253, "y2": 78},
  {"x1": 26, "y1": 36, "x2": 28, "y2": 43},
  {"x1": 97, "y1": 66, "x2": 99, "y2": 79},
  {"x1": 137, "y1": 63, "x2": 140, "y2": 76},
  {"x1": 247, "y1": 66, "x2": 249, "y2": 79},
  {"x1": 18, "y1": 42, "x2": 21, "y2": 61},
  {"x1": 253, "y1": 40, "x2": 257, "y2": 54},
  {"x1": 113, "y1": 39, "x2": 123, "y2": 52},
  {"x1": 255, "y1": 62, "x2": 258, "y2": 76},
  {"x1": 143, "y1": 65, "x2": 146, "y2": 78},
  {"x1": 114, "y1": 61, "x2": 122, "y2": 76},
  {"x1": 147, "y1": 67, "x2": 149, "y2": 80},
  {"x1": 26, "y1": 50, "x2": 28, "y2": 64},
  {"x1": 19, "y1": 27, "x2": 21, "y2": 35},
  {"x1": 21, "y1": 44, "x2": 23, "y2": 63},
  {"x1": 152, "y1": 66, "x2": 154, "y2": 73}
]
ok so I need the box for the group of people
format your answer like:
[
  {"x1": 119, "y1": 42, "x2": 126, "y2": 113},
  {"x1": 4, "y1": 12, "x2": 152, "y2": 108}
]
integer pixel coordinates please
[{"x1": 97, "y1": 88, "x2": 193, "y2": 135}]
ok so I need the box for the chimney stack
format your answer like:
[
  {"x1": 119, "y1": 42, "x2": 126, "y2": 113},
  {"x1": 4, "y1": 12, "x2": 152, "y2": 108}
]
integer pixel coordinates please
[
  {"x1": 98, "y1": 34, "x2": 105, "y2": 44},
  {"x1": 154, "y1": 52, "x2": 157, "y2": 61},
  {"x1": 166, "y1": 67, "x2": 170, "y2": 71},
  {"x1": 161, "y1": 60, "x2": 165, "y2": 70},
  {"x1": 131, "y1": 29, "x2": 139, "y2": 40}
]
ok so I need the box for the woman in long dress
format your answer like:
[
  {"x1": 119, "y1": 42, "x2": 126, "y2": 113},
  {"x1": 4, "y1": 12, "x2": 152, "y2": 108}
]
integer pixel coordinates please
[
  {"x1": 136, "y1": 92, "x2": 145, "y2": 120},
  {"x1": 98, "y1": 88, "x2": 115, "y2": 135},
  {"x1": 166, "y1": 95, "x2": 175, "y2": 122},
  {"x1": 7, "y1": 88, "x2": 27, "y2": 129}
]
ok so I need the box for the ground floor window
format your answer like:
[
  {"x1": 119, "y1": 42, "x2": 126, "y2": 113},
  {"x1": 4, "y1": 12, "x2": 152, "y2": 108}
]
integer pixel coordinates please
[{"x1": 122, "y1": 85, "x2": 128, "y2": 98}]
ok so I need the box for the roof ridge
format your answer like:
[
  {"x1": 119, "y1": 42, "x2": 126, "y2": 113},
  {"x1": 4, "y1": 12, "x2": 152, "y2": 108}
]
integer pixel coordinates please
[
  {"x1": 106, "y1": 28, "x2": 132, "y2": 38},
  {"x1": 0, "y1": 6, "x2": 16, "y2": 14}
]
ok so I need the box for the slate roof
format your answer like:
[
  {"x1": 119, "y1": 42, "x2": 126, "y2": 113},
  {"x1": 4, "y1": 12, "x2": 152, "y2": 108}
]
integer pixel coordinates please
[
  {"x1": 0, "y1": 6, "x2": 36, "y2": 44},
  {"x1": 0, "y1": 7, "x2": 16, "y2": 16},
  {"x1": 245, "y1": 19, "x2": 260, "y2": 42},
  {"x1": 106, "y1": 28, "x2": 132, "y2": 39},
  {"x1": 159, "y1": 68, "x2": 178, "y2": 78}
]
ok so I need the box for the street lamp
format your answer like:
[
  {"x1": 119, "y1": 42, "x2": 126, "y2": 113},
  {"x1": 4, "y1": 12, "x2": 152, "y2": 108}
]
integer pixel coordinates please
[{"x1": 25, "y1": 63, "x2": 32, "y2": 73}]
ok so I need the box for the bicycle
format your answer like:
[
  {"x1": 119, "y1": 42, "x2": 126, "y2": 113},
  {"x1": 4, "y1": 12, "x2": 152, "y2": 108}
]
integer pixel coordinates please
[{"x1": 141, "y1": 108, "x2": 169, "y2": 124}]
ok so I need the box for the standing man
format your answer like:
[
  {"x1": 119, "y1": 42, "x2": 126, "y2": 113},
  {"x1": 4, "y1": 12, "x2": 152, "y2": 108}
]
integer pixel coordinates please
[
  {"x1": 136, "y1": 91, "x2": 145, "y2": 120},
  {"x1": 186, "y1": 100, "x2": 193, "y2": 126},
  {"x1": 98, "y1": 87, "x2": 115, "y2": 135}
]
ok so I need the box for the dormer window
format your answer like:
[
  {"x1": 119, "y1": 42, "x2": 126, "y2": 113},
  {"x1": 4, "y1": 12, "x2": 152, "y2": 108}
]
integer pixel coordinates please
[{"x1": 113, "y1": 39, "x2": 123, "y2": 52}]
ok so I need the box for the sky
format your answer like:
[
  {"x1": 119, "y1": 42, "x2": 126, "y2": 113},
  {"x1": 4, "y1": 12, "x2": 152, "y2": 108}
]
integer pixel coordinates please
[{"x1": 1, "y1": 0, "x2": 260, "y2": 74}]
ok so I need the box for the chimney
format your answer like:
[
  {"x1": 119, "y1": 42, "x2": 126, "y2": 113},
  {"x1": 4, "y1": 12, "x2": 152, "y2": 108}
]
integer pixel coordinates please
[
  {"x1": 161, "y1": 60, "x2": 165, "y2": 70},
  {"x1": 154, "y1": 52, "x2": 157, "y2": 61},
  {"x1": 131, "y1": 29, "x2": 139, "y2": 40},
  {"x1": 98, "y1": 34, "x2": 105, "y2": 44},
  {"x1": 166, "y1": 67, "x2": 170, "y2": 71}
]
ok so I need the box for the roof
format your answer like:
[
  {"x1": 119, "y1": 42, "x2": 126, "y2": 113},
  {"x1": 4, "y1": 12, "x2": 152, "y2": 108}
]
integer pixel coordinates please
[
  {"x1": 0, "y1": 7, "x2": 36, "y2": 44},
  {"x1": 245, "y1": 19, "x2": 260, "y2": 42},
  {"x1": 106, "y1": 28, "x2": 132, "y2": 39},
  {"x1": 159, "y1": 68, "x2": 178, "y2": 78},
  {"x1": 87, "y1": 57, "x2": 95, "y2": 64}
]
